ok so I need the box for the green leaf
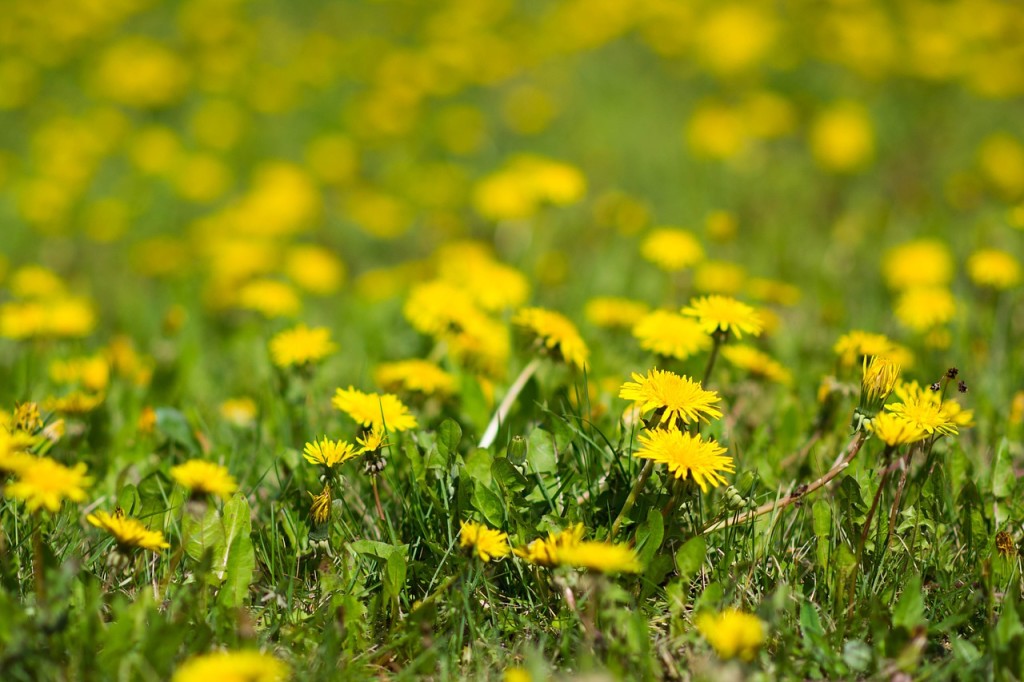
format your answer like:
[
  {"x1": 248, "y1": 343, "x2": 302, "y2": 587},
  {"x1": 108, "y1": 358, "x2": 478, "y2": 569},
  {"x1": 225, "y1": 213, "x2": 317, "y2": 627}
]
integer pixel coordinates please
[
  {"x1": 216, "y1": 493, "x2": 254, "y2": 607},
  {"x1": 892, "y1": 574, "x2": 925, "y2": 630},
  {"x1": 383, "y1": 551, "x2": 407, "y2": 603},
  {"x1": 349, "y1": 540, "x2": 408, "y2": 562},
  {"x1": 183, "y1": 505, "x2": 224, "y2": 563},
  {"x1": 992, "y1": 437, "x2": 1014, "y2": 498},
  {"x1": 842, "y1": 640, "x2": 872, "y2": 672},
  {"x1": 635, "y1": 508, "x2": 664, "y2": 567},
  {"x1": 812, "y1": 500, "x2": 832, "y2": 568},
  {"x1": 674, "y1": 536, "x2": 706, "y2": 581},
  {"x1": 492, "y1": 458, "x2": 530, "y2": 494},
  {"x1": 155, "y1": 407, "x2": 199, "y2": 454},
  {"x1": 526, "y1": 429, "x2": 557, "y2": 473},
  {"x1": 437, "y1": 419, "x2": 462, "y2": 464},
  {"x1": 471, "y1": 483, "x2": 505, "y2": 527},
  {"x1": 463, "y1": 448, "x2": 493, "y2": 487}
]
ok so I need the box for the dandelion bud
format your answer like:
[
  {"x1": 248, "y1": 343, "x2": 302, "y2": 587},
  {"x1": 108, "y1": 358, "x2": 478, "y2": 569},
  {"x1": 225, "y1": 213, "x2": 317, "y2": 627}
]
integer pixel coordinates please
[
  {"x1": 861, "y1": 356, "x2": 900, "y2": 411},
  {"x1": 507, "y1": 435, "x2": 528, "y2": 467}
]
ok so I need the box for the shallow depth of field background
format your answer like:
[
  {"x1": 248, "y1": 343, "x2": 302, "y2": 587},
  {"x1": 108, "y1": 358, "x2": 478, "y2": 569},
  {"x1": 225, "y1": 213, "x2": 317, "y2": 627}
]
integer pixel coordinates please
[{"x1": 1, "y1": 0, "x2": 1023, "y2": 680}]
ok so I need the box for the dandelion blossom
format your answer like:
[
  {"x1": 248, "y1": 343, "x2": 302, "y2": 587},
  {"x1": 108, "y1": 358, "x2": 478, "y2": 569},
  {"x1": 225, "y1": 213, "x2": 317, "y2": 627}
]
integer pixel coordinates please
[
  {"x1": 681, "y1": 295, "x2": 763, "y2": 339},
  {"x1": 866, "y1": 412, "x2": 927, "y2": 447},
  {"x1": 87, "y1": 510, "x2": 170, "y2": 553},
  {"x1": 894, "y1": 287, "x2": 956, "y2": 332},
  {"x1": 459, "y1": 519, "x2": 511, "y2": 562},
  {"x1": 170, "y1": 460, "x2": 238, "y2": 500},
  {"x1": 309, "y1": 485, "x2": 332, "y2": 525},
  {"x1": 6, "y1": 457, "x2": 92, "y2": 512},
  {"x1": 885, "y1": 395, "x2": 958, "y2": 436},
  {"x1": 514, "y1": 523, "x2": 585, "y2": 567},
  {"x1": 172, "y1": 650, "x2": 288, "y2": 682},
  {"x1": 635, "y1": 428, "x2": 734, "y2": 492},
  {"x1": 619, "y1": 369, "x2": 723, "y2": 427},
  {"x1": 721, "y1": 345, "x2": 792, "y2": 385},
  {"x1": 302, "y1": 437, "x2": 357, "y2": 467},
  {"x1": 332, "y1": 387, "x2": 418, "y2": 432},
  {"x1": 632, "y1": 310, "x2": 711, "y2": 361},
  {"x1": 861, "y1": 355, "x2": 900, "y2": 407},
  {"x1": 967, "y1": 249, "x2": 1021, "y2": 290},
  {"x1": 512, "y1": 307, "x2": 589, "y2": 370},
  {"x1": 555, "y1": 541, "x2": 642, "y2": 574},
  {"x1": 269, "y1": 324, "x2": 336, "y2": 368},
  {"x1": 374, "y1": 359, "x2": 455, "y2": 396},
  {"x1": 640, "y1": 227, "x2": 704, "y2": 272},
  {"x1": 697, "y1": 608, "x2": 766, "y2": 661}
]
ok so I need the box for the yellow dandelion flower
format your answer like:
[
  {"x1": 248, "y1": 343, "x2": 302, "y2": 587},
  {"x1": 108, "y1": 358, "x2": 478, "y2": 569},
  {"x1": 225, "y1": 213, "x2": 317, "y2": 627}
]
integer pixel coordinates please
[
  {"x1": 833, "y1": 330, "x2": 913, "y2": 368},
  {"x1": 693, "y1": 260, "x2": 746, "y2": 295},
  {"x1": 635, "y1": 428, "x2": 734, "y2": 492},
  {"x1": 374, "y1": 359, "x2": 456, "y2": 396},
  {"x1": 219, "y1": 398, "x2": 258, "y2": 428},
  {"x1": 584, "y1": 296, "x2": 650, "y2": 329},
  {"x1": 866, "y1": 412, "x2": 927, "y2": 447},
  {"x1": 632, "y1": 310, "x2": 712, "y2": 361},
  {"x1": 87, "y1": 510, "x2": 170, "y2": 553},
  {"x1": 403, "y1": 280, "x2": 482, "y2": 338},
  {"x1": 512, "y1": 307, "x2": 589, "y2": 371},
  {"x1": 894, "y1": 287, "x2": 956, "y2": 332},
  {"x1": 885, "y1": 393, "x2": 957, "y2": 436},
  {"x1": 861, "y1": 355, "x2": 900, "y2": 407},
  {"x1": 170, "y1": 460, "x2": 238, "y2": 500},
  {"x1": 514, "y1": 523, "x2": 585, "y2": 567},
  {"x1": 459, "y1": 519, "x2": 511, "y2": 562},
  {"x1": 13, "y1": 401, "x2": 43, "y2": 432},
  {"x1": 269, "y1": 324, "x2": 336, "y2": 368},
  {"x1": 43, "y1": 391, "x2": 105, "y2": 415},
  {"x1": 696, "y1": 608, "x2": 766, "y2": 661},
  {"x1": 618, "y1": 369, "x2": 723, "y2": 427},
  {"x1": 236, "y1": 279, "x2": 301, "y2": 318},
  {"x1": 747, "y1": 278, "x2": 801, "y2": 306},
  {"x1": 309, "y1": 485, "x2": 332, "y2": 525},
  {"x1": 332, "y1": 387, "x2": 418, "y2": 432},
  {"x1": 356, "y1": 426, "x2": 388, "y2": 454},
  {"x1": 721, "y1": 345, "x2": 792, "y2": 385},
  {"x1": 302, "y1": 437, "x2": 357, "y2": 467},
  {"x1": 555, "y1": 540, "x2": 642, "y2": 574},
  {"x1": 6, "y1": 457, "x2": 92, "y2": 513},
  {"x1": 809, "y1": 101, "x2": 874, "y2": 173},
  {"x1": 640, "y1": 227, "x2": 704, "y2": 272},
  {"x1": 436, "y1": 242, "x2": 531, "y2": 312},
  {"x1": 172, "y1": 650, "x2": 288, "y2": 682},
  {"x1": 681, "y1": 295, "x2": 763, "y2": 339},
  {"x1": 882, "y1": 239, "x2": 954, "y2": 291},
  {"x1": 967, "y1": 249, "x2": 1021, "y2": 290}
]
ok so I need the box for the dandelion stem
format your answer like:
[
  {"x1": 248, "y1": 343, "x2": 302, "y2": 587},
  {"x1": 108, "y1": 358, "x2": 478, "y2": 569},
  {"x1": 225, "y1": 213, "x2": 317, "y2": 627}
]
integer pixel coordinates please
[
  {"x1": 478, "y1": 357, "x2": 541, "y2": 449},
  {"x1": 611, "y1": 459, "x2": 655, "y2": 538},
  {"x1": 371, "y1": 475, "x2": 386, "y2": 522},
  {"x1": 31, "y1": 514, "x2": 46, "y2": 606},
  {"x1": 703, "y1": 432, "x2": 867, "y2": 534},
  {"x1": 701, "y1": 329, "x2": 727, "y2": 387}
]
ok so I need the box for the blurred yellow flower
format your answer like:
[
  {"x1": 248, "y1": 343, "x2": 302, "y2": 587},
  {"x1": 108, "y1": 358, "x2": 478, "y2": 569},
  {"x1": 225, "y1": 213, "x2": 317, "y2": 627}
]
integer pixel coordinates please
[
  {"x1": 640, "y1": 228, "x2": 704, "y2": 272},
  {"x1": 967, "y1": 249, "x2": 1021, "y2": 289},
  {"x1": 284, "y1": 245, "x2": 345, "y2": 295},
  {"x1": 695, "y1": 4, "x2": 777, "y2": 76},
  {"x1": 894, "y1": 287, "x2": 956, "y2": 332},
  {"x1": 632, "y1": 310, "x2": 711, "y2": 361},
  {"x1": 978, "y1": 133, "x2": 1024, "y2": 199},
  {"x1": 585, "y1": 296, "x2": 650, "y2": 329},
  {"x1": 332, "y1": 387, "x2": 418, "y2": 432},
  {"x1": 721, "y1": 345, "x2": 792, "y2": 385},
  {"x1": 833, "y1": 330, "x2": 913, "y2": 368},
  {"x1": 6, "y1": 457, "x2": 91, "y2": 513},
  {"x1": 512, "y1": 307, "x2": 589, "y2": 371},
  {"x1": 172, "y1": 650, "x2": 288, "y2": 682},
  {"x1": 697, "y1": 608, "x2": 765, "y2": 661},
  {"x1": 809, "y1": 101, "x2": 875, "y2": 172},
  {"x1": 375, "y1": 359, "x2": 456, "y2": 396},
  {"x1": 87, "y1": 510, "x2": 170, "y2": 553},
  {"x1": 867, "y1": 412, "x2": 927, "y2": 447},
  {"x1": 170, "y1": 460, "x2": 238, "y2": 500},
  {"x1": 93, "y1": 37, "x2": 188, "y2": 108},
  {"x1": 459, "y1": 519, "x2": 510, "y2": 562},
  {"x1": 269, "y1": 324, "x2": 336, "y2": 369},
  {"x1": 555, "y1": 540, "x2": 642, "y2": 574},
  {"x1": 514, "y1": 523, "x2": 585, "y2": 567},
  {"x1": 220, "y1": 398, "x2": 258, "y2": 428},
  {"x1": 694, "y1": 260, "x2": 747, "y2": 295},
  {"x1": 237, "y1": 279, "x2": 302, "y2": 319},
  {"x1": 882, "y1": 239, "x2": 954, "y2": 291}
]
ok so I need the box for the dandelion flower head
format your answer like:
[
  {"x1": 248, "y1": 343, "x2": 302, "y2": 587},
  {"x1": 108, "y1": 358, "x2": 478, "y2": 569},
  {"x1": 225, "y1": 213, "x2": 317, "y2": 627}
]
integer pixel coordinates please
[
  {"x1": 635, "y1": 427, "x2": 734, "y2": 492},
  {"x1": 269, "y1": 324, "x2": 336, "y2": 368},
  {"x1": 696, "y1": 608, "x2": 766, "y2": 661},
  {"x1": 681, "y1": 295, "x2": 763, "y2": 339},
  {"x1": 459, "y1": 519, "x2": 511, "y2": 562},
  {"x1": 170, "y1": 459, "x2": 238, "y2": 500},
  {"x1": 619, "y1": 369, "x2": 723, "y2": 427},
  {"x1": 332, "y1": 387, "x2": 418, "y2": 432},
  {"x1": 6, "y1": 457, "x2": 92, "y2": 512},
  {"x1": 512, "y1": 307, "x2": 589, "y2": 371}
]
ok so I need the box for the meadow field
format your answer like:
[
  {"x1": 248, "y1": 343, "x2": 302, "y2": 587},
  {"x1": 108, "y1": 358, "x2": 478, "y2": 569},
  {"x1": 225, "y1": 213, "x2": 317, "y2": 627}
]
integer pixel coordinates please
[{"x1": 1, "y1": 0, "x2": 1023, "y2": 679}]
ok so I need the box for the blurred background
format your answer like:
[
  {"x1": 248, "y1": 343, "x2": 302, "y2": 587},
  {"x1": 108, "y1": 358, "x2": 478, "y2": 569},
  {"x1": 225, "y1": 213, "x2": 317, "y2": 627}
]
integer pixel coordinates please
[{"x1": 0, "y1": 0, "x2": 1021, "y2": 408}]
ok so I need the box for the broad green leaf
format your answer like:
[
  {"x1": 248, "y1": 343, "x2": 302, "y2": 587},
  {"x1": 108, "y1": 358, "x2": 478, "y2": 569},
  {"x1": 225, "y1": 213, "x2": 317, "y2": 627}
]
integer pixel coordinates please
[
  {"x1": 492, "y1": 458, "x2": 530, "y2": 495},
  {"x1": 349, "y1": 540, "x2": 409, "y2": 561},
  {"x1": 635, "y1": 508, "x2": 664, "y2": 567},
  {"x1": 437, "y1": 419, "x2": 462, "y2": 464},
  {"x1": 812, "y1": 500, "x2": 832, "y2": 568},
  {"x1": 463, "y1": 447, "x2": 493, "y2": 487},
  {"x1": 892, "y1": 574, "x2": 925, "y2": 630},
  {"x1": 527, "y1": 429, "x2": 557, "y2": 473},
  {"x1": 992, "y1": 437, "x2": 1013, "y2": 498},
  {"x1": 472, "y1": 483, "x2": 505, "y2": 527},
  {"x1": 155, "y1": 407, "x2": 199, "y2": 454},
  {"x1": 183, "y1": 505, "x2": 224, "y2": 563},
  {"x1": 383, "y1": 551, "x2": 407, "y2": 602},
  {"x1": 674, "y1": 536, "x2": 706, "y2": 581},
  {"x1": 216, "y1": 493, "x2": 254, "y2": 607}
]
